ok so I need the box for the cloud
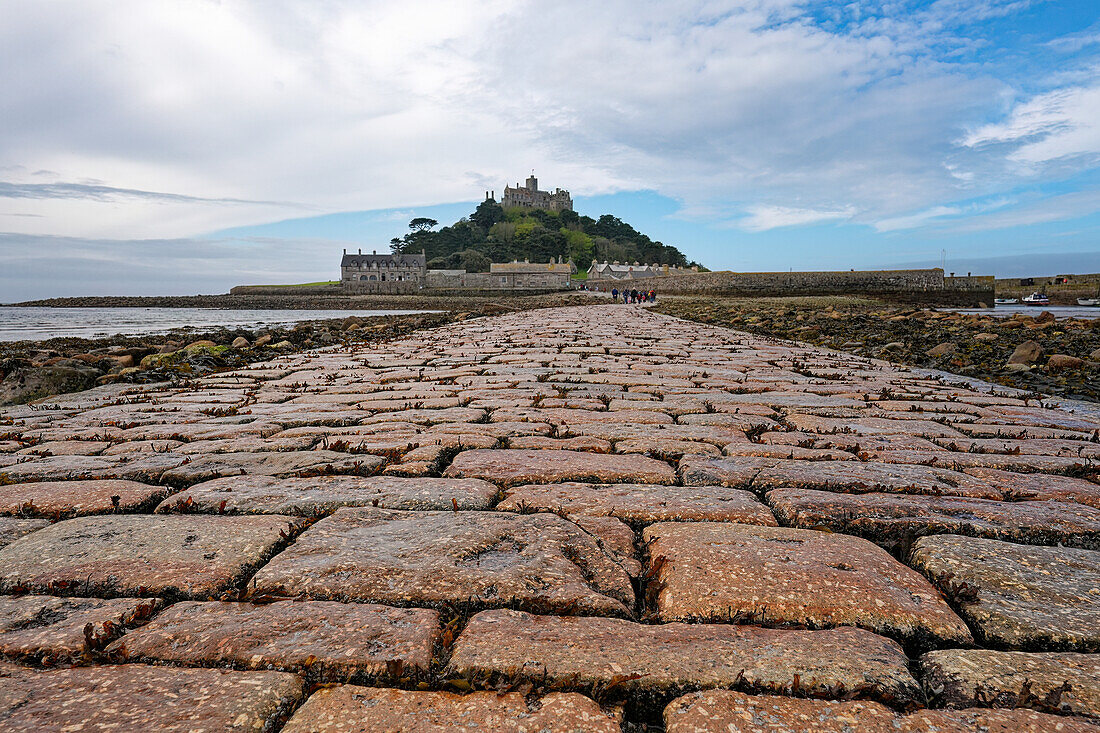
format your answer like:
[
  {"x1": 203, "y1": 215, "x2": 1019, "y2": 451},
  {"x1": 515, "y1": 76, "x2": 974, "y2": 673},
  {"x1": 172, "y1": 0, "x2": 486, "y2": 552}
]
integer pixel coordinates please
[
  {"x1": 872, "y1": 197, "x2": 1013, "y2": 232},
  {"x1": 0, "y1": 232, "x2": 344, "y2": 302},
  {"x1": 738, "y1": 205, "x2": 855, "y2": 231},
  {"x1": 949, "y1": 188, "x2": 1100, "y2": 231},
  {"x1": 0, "y1": 0, "x2": 1031, "y2": 243},
  {"x1": 0, "y1": 181, "x2": 298, "y2": 207},
  {"x1": 0, "y1": 0, "x2": 1097, "y2": 278},
  {"x1": 962, "y1": 78, "x2": 1100, "y2": 167}
]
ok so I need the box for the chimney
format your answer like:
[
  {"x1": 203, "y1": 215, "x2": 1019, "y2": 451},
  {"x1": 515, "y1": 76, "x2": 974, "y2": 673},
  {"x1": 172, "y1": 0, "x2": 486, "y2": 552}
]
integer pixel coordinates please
[
  {"x1": 343, "y1": 248, "x2": 346, "y2": 255},
  {"x1": 358, "y1": 248, "x2": 362, "y2": 255}
]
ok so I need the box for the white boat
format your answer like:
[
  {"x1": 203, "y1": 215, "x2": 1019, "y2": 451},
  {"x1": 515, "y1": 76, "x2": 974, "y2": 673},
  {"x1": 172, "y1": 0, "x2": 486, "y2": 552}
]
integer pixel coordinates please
[
  {"x1": 1021, "y1": 292, "x2": 1050, "y2": 306},
  {"x1": 1079, "y1": 298, "x2": 1100, "y2": 307},
  {"x1": 994, "y1": 298, "x2": 1018, "y2": 305}
]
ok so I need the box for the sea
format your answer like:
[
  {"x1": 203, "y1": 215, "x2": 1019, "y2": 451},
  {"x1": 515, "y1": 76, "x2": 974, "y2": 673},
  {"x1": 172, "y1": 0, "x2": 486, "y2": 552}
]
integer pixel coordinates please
[
  {"x1": 947, "y1": 305, "x2": 1100, "y2": 320},
  {"x1": 0, "y1": 307, "x2": 435, "y2": 342}
]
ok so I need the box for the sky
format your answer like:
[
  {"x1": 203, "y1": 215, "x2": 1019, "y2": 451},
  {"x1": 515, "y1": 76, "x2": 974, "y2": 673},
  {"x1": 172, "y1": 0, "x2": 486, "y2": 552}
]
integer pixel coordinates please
[{"x1": 2, "y1": 0, "x2": 1100, "y2": 300}]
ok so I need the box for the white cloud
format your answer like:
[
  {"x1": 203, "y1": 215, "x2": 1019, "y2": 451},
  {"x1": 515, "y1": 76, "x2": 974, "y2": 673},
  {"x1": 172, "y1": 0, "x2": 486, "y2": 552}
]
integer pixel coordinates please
[
  {"x1": 0, "y1": 0, "x2": 1096, "y2": 252},
  {"x1": 963, "y1": 79, "x2": 1100, "y2": 167},
  {"x1": 873, "y1": 206, "x2": 963, "y2": 232},
  {"x1": 739, "y1": 205, "x2": 855, "y2": 231}
]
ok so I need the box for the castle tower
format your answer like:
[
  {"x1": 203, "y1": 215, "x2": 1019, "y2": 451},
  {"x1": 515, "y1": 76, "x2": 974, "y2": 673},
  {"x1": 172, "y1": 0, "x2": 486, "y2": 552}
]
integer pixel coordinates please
[{"x1": 526, "y1": 175, "x2": 538, "y2": 191}]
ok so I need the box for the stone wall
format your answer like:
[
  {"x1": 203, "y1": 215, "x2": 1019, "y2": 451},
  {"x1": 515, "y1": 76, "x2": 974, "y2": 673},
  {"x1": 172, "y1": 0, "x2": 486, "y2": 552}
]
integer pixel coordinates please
[
  {"x1": 656, "y1": 268, "x2": 943, "y2": 293},
  {"x1": 425, "y1": 270, "x2": 571, "y2": 291},
  {"x1": 651, "y1": 268, "x2": 992, "y2": 306}
]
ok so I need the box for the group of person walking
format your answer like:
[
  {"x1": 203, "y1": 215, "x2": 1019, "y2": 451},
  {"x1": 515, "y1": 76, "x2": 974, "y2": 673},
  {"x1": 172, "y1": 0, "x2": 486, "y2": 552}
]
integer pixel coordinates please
[{"x1": 611, "y1": 287, "x2": 655, "y2": 303}]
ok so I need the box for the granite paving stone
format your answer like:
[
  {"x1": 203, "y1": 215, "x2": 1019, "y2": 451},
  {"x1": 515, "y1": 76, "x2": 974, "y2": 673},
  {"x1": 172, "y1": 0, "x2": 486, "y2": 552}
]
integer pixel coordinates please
[
  {"x1": 0, "y1": 453, "x2": 187, "y2": 484},
  {"x1": 961, "y1": 466, "x2": 1100, "y2": 508},
  {"x1": 159, "y1": 449, "x2": 386, "y2": 486},
  {"x1": 864, "y1": 449, "x2": 1091, "y2": 473},
  {"x1": 0, "y1": 478, "x2": 170, "y2": 517},
  {"x1": 0, "y1": 517, "x2": 49, "y2": 548},
  {"x1": 920, "y1": 648, "x2": 1100, "y2": 718},
  {"x1": 281, "y1": 685, "x2": 621, "y2": 733},
  {"x1": 643, "y1": 521, "x2": 972, "y2": 650},
  {"x1": 662, "y1": 690, "x2": 1100, "y2": 732},
  {"x1": 250, "y1": 507, "x2": 634, "y2": 616},
  {"x1": 0, "y1": 594, "x2": 160, "y2": 662},
  {"x1": 498, "y1": 482, "x2": 777, "y2": 525},
  {"x1": 910, "y1": 535, "x2": 1100, "y2": 651},
  {"x1": 156, "y1": 474, "x2": 498, "y2": 515},
  {"x1": 679, "y1": 455, "x2": 1002, "y2": 498},
  {"x1": 507, "y1": 435, "x2": 613, "y2": 452},
  {"x1": 447, "y1": 609, "x2": 922, "y2": 706},
  {"x1": 0, "y1": 514, "x2": 302, "y2": 599},
  {"x1": 444, "y1": 448, "x2": 676, "y2": 486},
  {"x1": 663, "y1": 692, "x2": 898, "y2": 732},
  {"x1": 768, "y1": 487, "x2": 1100, "y2": 550},
  {"x1": 112, "y1": 600, "x2": 439, "y2": 680},
  {"x1": 0, "y1": 662, "x2": 306, "y2": 731},
  {"x1": 615, "y1": 438, "x2": 723, "y2": 459}
]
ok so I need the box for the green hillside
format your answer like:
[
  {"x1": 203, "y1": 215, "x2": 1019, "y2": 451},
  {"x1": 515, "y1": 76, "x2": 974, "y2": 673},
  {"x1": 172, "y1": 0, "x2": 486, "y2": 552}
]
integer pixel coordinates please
[{"x1": 388, "y1": 200, "x2": 699, "y2": 273}]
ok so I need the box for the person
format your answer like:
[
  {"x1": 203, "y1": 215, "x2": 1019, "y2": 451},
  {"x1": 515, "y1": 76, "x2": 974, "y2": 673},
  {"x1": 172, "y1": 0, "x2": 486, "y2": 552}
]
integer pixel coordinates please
[
  {"x1": 649, "y1": 289, "x2": 655, "y2": 302},
  {"x1": 611, "y1": 287, "x2": 618, "y2": 302}
]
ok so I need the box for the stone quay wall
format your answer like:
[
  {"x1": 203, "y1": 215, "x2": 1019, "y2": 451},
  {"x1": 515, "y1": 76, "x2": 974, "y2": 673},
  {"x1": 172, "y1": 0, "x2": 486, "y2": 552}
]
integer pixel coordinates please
[
  {"x1": 425, "y1": 270, "x2": 571, "y2": 291},
  {"x1": 652, "y1": 268, "x2": 992, "y2": 305}
]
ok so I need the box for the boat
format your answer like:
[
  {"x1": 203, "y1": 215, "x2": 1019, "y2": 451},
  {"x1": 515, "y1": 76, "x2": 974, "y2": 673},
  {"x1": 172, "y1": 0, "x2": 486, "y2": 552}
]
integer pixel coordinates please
[
  {"x1": 994, "y1": 298, "x2": 1018, "y2": 305},
  {"x1": 1079, "y1": 298, "x2": 1100, "y2": 307},
  {"x1": 1021, "y1": 292, "x2": 1050, "y2": 306}
]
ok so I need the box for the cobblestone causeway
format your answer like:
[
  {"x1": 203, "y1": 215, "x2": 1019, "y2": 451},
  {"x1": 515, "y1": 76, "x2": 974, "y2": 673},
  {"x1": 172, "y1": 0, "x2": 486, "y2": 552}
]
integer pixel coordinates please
[{"x1": 1, "y1": 304, "x2": 1098, "y2": 730}]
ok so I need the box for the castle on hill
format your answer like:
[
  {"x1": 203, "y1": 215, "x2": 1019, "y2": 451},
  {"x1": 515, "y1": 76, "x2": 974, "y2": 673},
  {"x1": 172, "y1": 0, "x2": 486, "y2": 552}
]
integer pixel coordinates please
[{"x1": 490, "y1": 174, "x2": 572, "y2": 212}]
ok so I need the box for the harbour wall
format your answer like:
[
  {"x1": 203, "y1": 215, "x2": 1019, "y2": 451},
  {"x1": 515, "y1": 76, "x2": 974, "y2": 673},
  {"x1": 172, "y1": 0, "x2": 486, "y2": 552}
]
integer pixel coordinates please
[{"x1": 652, "y1": 269, "x2": 993, "y2": 306}]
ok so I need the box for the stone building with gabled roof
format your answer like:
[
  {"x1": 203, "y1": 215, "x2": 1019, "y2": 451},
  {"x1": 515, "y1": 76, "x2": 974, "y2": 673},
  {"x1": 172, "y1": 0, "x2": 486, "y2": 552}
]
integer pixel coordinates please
[
  {"x1": 341, "y1": 249, "x2": 426, "y2": 292},
  {"x1": 490, "y1": 256, "x2": 577, "y2": 275},
  {"x1": 588, "y1": 260, "x2": 694, "y2": 281}
]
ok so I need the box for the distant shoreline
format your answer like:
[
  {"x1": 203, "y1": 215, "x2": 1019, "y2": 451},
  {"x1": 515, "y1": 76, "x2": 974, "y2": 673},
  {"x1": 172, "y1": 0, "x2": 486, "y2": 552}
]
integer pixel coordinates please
[{"x1": 5, "y1": 292, "x2": 588, "y2": 310}]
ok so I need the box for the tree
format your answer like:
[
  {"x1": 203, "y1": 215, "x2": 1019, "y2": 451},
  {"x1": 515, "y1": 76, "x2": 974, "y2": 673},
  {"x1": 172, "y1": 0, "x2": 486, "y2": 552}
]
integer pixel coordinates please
[
  {"x1": 390, "y1": 237, "x2": 404, "y2": 255},
  {"x1": 471, "y1": 200, "x2": 504, "y2": 231},
  {"x1": 459, "y1": 249, "x2": 491, "y2": 272},
  {"x1": 409, "y1": 217, "x2": 438, "y2": 232}
]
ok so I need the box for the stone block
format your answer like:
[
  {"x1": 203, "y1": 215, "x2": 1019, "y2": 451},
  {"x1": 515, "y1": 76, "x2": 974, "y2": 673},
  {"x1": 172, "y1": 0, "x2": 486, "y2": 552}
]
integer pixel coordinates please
[
  {"x1": 911, "y1": 535, "x2": 1100, "y2": 651},
  {"x1": 499, "y1": 482, "x2": 776, "y2": 525},
  {"x1": 160, "y1": 450, "x2": 385, "y2": 486},
  {"x1": 679, "y1": 455, "x2": 1001, "y2": 498},
  {"x1": 282, "y1": 686, "x2": 620, "y2": 733},
  {"x1": 0, "y1": 595, "x2": 159, "y2": 661},
  {"x1": 0, "y1": 479, "x2": 169, "y2": 517},
  {"x1": 0, "y1": 514, "x2": 301, "y2": 599},
  {"x1": 662, "y1": 690, "x2": 1100, "y2": 732},
  {"x1": 113, "y1": 600, "x2": 438, "y2": 680},
  {"x1": 250, "y1": 507, "x2": 634, "y2": 616},
  {"x1": 920, "y1": 648, "x2": 1100, "y2": 719},
  {"x1": 0, "y1": 518, "x2": 48, "y2": 548},
  {"x1": 0, "y1": 663, "x2": 305, "y2": 731},
  {"x1": 768, "y1": 488, "x2": 1100, "y2": 550},
  {"x1": 643, "y1": 522, "x2": 971, "y2": 650},
  {"x1": 445, "y1": 449, "x2": 676, "y2": 486},
  {"x1": 157, "y1": 475, "x2": 498, "y2": 515},
  {"x1": 447, "y1": 609, "x2": 921, "y2": 707}
]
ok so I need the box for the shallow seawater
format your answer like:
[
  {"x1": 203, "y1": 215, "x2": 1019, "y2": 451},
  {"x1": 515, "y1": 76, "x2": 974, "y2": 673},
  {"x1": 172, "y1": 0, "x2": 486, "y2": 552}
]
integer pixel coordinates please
[
  {"x1": 946, "y1": 305, "x2": 1100, "y2": 320},
  {"x1": 0, "y1": 306, "x2": 435, "y2": 342}
]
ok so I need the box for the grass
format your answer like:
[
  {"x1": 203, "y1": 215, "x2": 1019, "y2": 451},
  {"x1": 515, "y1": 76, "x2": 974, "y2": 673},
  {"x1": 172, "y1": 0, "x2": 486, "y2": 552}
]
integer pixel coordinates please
[{"x1": 252, "y1": 281, "x2": 340, "y2": 288}]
